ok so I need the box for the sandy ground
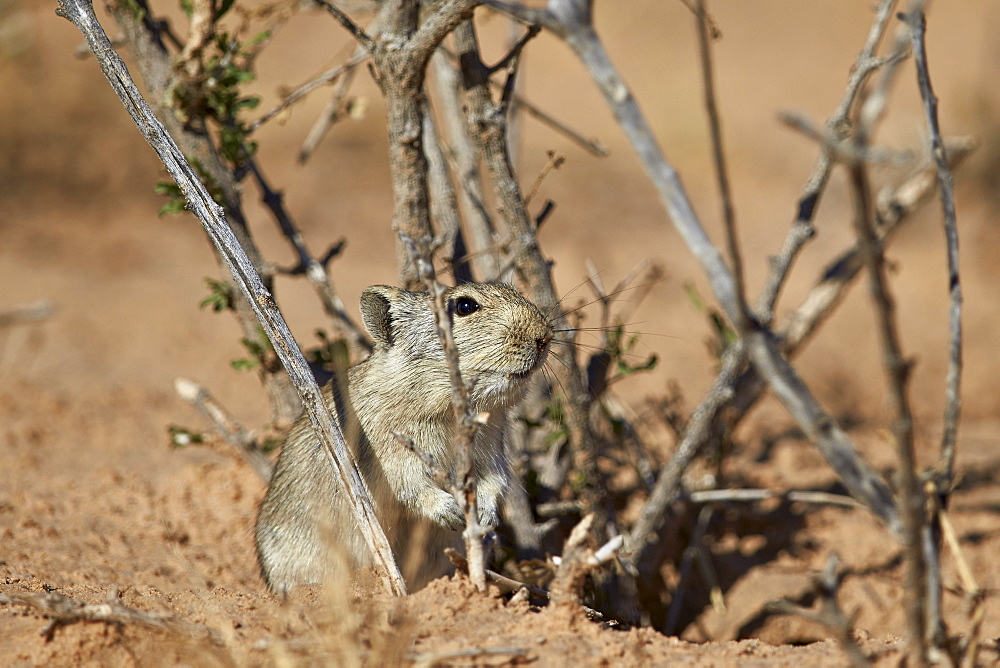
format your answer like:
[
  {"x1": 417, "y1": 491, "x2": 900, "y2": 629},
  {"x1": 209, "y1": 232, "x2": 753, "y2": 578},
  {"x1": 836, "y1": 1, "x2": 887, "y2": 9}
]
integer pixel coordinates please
[{"x1": 3, "y1": 1, "x2": 1000, "y2": 665}]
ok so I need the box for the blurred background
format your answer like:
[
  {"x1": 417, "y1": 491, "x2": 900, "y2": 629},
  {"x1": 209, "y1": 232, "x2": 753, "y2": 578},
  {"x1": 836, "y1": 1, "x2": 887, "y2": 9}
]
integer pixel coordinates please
[{"x1": 3, "y1": 1, "x2": 999, "y2": 437}]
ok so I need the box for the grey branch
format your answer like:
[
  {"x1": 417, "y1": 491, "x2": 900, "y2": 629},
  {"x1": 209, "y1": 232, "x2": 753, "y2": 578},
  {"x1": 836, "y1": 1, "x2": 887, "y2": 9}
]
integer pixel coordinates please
[
  {"x1": 57, "y1": 0, "x2": 405, "y2": 596},
  {"x1": 907, "y1": 10, "x2": 962, "y2": 484},
  {"x1": 0, "y1": 587, "x2": 224, "y2": 647},
  {"x1": 489, "y1": 0, "x2": 901, "y2": 542},
  {"x1": 173, "y1": 377, "x2": 273, "y2": 480}
]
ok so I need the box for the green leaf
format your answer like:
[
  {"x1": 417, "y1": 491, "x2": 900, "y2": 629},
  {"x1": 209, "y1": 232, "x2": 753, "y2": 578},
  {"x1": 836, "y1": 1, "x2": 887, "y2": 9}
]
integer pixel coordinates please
[{"x1": 230, "y1": 358, "x2": 260, "y2": 371}]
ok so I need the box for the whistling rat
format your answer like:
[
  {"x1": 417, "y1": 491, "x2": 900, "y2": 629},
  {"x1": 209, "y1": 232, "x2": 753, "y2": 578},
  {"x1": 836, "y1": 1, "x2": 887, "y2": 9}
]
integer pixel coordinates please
[{"x1": 254, "y1": 282, "x2": 553, "y2": 593}]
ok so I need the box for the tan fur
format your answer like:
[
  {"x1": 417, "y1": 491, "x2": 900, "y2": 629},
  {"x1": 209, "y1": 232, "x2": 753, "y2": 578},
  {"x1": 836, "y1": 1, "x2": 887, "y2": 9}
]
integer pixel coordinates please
[{"x1": 254, "y1": 282, "x2": 552, "y2": 593}]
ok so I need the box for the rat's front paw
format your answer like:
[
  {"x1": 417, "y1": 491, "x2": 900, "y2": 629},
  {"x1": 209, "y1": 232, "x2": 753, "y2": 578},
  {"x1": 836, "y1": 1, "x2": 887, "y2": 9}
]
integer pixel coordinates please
[{"x1": 428, "y1": 490, "x2": 466, "y2": 531}]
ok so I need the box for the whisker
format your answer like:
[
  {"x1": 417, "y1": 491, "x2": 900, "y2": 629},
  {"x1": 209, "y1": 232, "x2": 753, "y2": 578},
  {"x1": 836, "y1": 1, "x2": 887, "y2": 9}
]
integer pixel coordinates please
[{"x1": 556, "y1": 280, "x2": 664, "y2": 320}]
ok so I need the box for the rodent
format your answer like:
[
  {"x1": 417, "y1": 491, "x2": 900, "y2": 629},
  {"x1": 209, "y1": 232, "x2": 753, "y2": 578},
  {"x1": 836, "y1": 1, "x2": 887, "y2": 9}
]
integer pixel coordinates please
[{"x1": 254, "y1": 282, "x2": 553, "y2": 593}]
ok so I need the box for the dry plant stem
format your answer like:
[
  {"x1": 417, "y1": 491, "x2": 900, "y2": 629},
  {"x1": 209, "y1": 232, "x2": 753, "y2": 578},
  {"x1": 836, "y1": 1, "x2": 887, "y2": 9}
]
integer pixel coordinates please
[
  {"x1": 0, "y1": 588, "x2": 224, "y2": 647},
  {"x1": 688, "y1": 488, "x2": 861, "y2": 509},
  {"x1": 731, "y1": 138, "x2": 975, "y2": 419},
  {"x1": 106, "y1": 0, "x2": 300, "y2": 423},
  {"x1": 173, "y1": 376, "x2": 274, "y2": 480},
  {"x1": 848, "y1": 154, "x2": 927, "y2": 665},
  {"x1": 625, "y1": 137, "x2": 970, "y2": 573},
  {"x1": 402, "y1": 234, "x2": 488, "y2": 592},
  {"x1": 757, "y1": 0, "x2": 898, "y2": 324},
  {"x1": 57, "y1": 0, "x2": 405, "y2": 596},
  {"x1": 363, "y1": 0, "x2": 478, "y2": 289},
  {"x1": 625, "y1": 344, "x2": 739, "y2": 564},
  {"x1": 694, "y1": 0, "x2": 747, "y2": 328},
  {"x1": 907, "y1": 10, "x2": 962, "y2": 482},
  {"x1": 453, "y1": 18, "x2": 604, "y2": 520},
  {"x1": 300, "y1": 5, "x2": 393, "y2": 164},
  {"x1": 246, "y1": 160, "x2": 371, "y2": 355},
  {"x1": 248, "y1": 53, "x2": 370, "y2": 133}
]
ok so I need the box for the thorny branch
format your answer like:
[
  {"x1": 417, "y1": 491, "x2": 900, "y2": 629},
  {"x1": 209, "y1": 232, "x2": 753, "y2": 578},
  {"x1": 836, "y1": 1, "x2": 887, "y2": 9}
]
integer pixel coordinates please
[{"x1": 56, "y1": 0, "x2": 406, "y2": 596}]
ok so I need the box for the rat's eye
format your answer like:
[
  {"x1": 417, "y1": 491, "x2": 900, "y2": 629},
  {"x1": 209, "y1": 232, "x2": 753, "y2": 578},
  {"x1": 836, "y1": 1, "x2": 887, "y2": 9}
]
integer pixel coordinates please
[{"x1": 454, "y1": 296, "x2": 481, "y2": 317}]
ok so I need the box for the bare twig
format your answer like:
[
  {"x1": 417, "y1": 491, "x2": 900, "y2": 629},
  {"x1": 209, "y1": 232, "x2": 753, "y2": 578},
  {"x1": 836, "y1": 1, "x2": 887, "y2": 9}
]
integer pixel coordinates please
[
  {"x1": 850, "y1": 9, "x2": 928, "y2": 661},
  {"x1": 57, "y1": 0, "x2": 405, "y2": 596},
  {"x1": 694, "y1": 0, "x2": 747, "y2": 329},
  {"x1": 757, "y1": 0, "x2": 900, "y2": 325},
  {"x1": 246, "y1": 160, "x2": 371, "y2": 356},
  {"x1": 549, "y1": 514, "x2": 622, "y2": 606},
  {"x1": 300, "y1": 5, "x2": 392, "y2": 164},
  {"x1": 453, "y1": 17, "x2": 604, "y2": 530},
  {"x1": 778, "y1": 111, "x2": 914, "y2": 167},
  {"x1": 173, "y1": 377, "x2": 273, "y2": 480},
  {"x1": 248, "y1": 53, "x2": 370, "y2": 133},
  {"x1": 523, "y1": 150, "x2": 565, "y2": 208},
  {"x1": 688, "y1": 488, "x2": 862, "y2": 509},
  {"x1": 423, "y1": 102, "x2": 474, "y2": 283},
  {"x1": 906, "y1": 10, "x2": 962, "y2": 485},
  {"x1": 432, "y1": 48, "x2": 500, "y2": 281},
  {"x1": 0, "y1": 588, "x2": 224, "y2": 647},
  {"x1": 313, "y1": 0, "x2": 375, "y2": 52},
  {"x1": 495, "y1": 0, "x2": 903, "y2": 533}
]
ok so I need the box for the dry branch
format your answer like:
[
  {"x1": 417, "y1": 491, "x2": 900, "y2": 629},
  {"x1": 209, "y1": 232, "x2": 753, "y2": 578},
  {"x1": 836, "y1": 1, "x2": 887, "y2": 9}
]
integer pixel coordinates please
[
  {"x1": 105, "y1": 0, "x2": 301, "y2": 423},
  {"x1": 907, "y1": 10, "x2": 963, "y2": 485},
  {"x1": 453, "y1": 17, "x2": 604, "y2": 526},
  {"x1": 56, "y1": 0, "x2": 405, "y2": 596},
  {"x1": 489, "y1": 0, "x2": 901, "y2": 544},
  {"x1": 0, "y1": 588, "x2": 224, "y2": 647},
  {"x1": 173, "y1": 376, "x2": 273, "y2": 480}
]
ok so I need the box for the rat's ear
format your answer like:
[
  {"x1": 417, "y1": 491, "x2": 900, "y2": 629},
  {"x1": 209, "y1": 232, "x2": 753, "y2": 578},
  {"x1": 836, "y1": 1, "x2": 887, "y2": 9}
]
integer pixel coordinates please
[{"x1": 360, "y1": 285, "x2": 402, "y2": 348}]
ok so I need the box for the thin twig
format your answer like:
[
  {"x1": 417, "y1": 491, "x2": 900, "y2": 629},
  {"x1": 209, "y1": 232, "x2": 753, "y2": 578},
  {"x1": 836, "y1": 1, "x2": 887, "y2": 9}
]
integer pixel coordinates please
[
  {"x1": 688, "y1": 488, "x2": 862, "y2": 509},
  {"x1": 756, "y1": 0, "x2": 900, "y2": 325},
  {"x1": 906, "y1": 10, "x2": 962, "y2": 485},
  {"x1": 57, "y1": 0, "x2": 405, "y2": 596},
  {"x1": 694, "y1": 0, "x2": 747, "y2": 329},
  {"x1": 173, "y1": 377, "x2": 273, "y2": 480},
  {"x1": 246, "y1": 160, "x2": 371, "y2": 355},
  {"x1": 312, "y1": 0, "x2": 375, "y2": 52},
  {"x1": 850, "y1": 6, "x2": 928, "y2": 657},
  {"x1": 248, "y1": 53, "x2": 370, "y2": 133}
]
